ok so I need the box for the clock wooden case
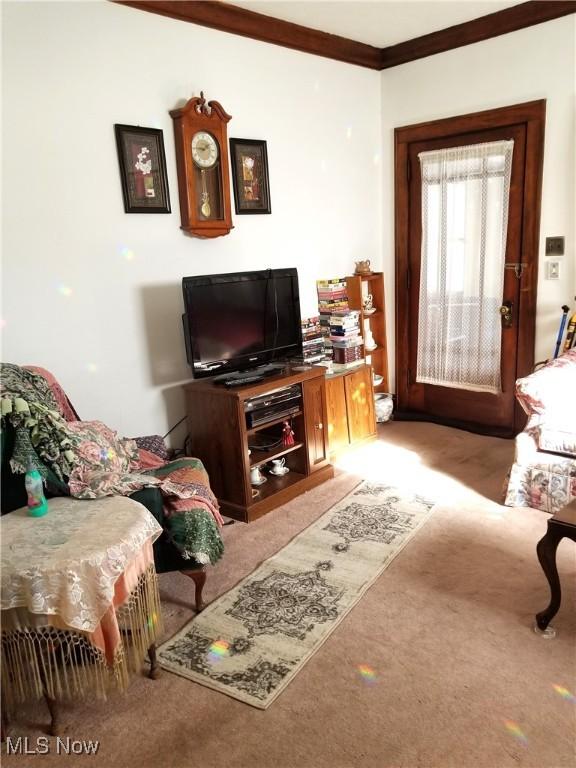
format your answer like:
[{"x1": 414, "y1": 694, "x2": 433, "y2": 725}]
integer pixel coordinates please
[{"x1": 170, "y1": 92, "x2": 233, "y2": 238}]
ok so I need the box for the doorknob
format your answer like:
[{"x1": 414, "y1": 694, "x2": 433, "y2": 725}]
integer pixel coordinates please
[{"x1": 500, "y1": 301, "x2": 513, "y2": 328}]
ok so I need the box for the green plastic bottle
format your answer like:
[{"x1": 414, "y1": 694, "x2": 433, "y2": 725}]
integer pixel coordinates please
[{"x1": 25, "y1": 462, "x2": 48, "y2": 517}]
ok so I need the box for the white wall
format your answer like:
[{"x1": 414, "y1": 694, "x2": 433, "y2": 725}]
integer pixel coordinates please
[
  {"x1": 381, "y1": 15, "x2": 576, "y2": 389},
  {"x1": 1, "y1": 1, "x2": 382, "y2": 443},
  {"x1": 3, "y1": 4, "x2": 575, "y2": 442}
]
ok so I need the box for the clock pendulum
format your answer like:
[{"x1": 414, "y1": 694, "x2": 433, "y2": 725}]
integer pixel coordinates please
[{"x1": 200, "y1": 170, "x2": 211, "y2": 218}]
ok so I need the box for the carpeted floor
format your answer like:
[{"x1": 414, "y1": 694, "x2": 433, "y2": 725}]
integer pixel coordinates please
[{"x1": 3, "y1": 422, "x2": 575, "y2": 768}]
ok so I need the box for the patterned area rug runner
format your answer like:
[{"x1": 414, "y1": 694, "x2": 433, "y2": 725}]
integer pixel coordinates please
[{"x1": 157, "y1": 482, "x2": 434, "y2": 708}]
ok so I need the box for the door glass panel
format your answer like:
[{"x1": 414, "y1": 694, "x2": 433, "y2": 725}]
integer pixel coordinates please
[{"x1": 416, "y1": 140, "x2": 514, "y2": 393}]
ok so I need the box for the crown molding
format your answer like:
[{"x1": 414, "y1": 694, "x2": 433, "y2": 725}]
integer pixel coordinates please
[
  {"x1": 114, "y1": 1, "x2": 381, "y2": 69},
  {"x1": 380, "y1": 1, "x2": 576, "y2": 69},
  {"x1": 115, "y1": 0, "x2": 576, "y2": 71}
]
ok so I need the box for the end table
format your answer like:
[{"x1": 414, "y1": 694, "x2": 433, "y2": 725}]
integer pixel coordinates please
[{"x1": 1, "y1": 495, "x2": 164, "y2": 735}]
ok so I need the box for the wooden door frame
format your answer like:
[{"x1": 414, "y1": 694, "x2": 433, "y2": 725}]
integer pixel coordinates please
[{"x1": 394, "y1": 100, "x2": 546, "y2": 435}]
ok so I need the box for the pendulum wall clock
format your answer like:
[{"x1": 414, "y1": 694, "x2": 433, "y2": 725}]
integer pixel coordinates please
[{"x1": 170, "y1": 92, "x2": 233, "y2": 238}]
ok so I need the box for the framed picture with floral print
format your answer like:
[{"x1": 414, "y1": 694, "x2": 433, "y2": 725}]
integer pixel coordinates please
[
  {"x1": 229, "y1": 138, "x2": 271, "y2": 214},
  {"x1": 114, "y1": 124, "x2": 171, "y2": 213}
]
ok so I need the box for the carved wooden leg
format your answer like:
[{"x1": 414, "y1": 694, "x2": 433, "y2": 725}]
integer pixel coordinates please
[
  {"x1": 148, "y1": 643, "x2": 161, "y2": 680},
  {"x1": 1, "y1": 698, "x2": 10, "y2": 742},
  {"x1": 181, "y1": 567, "x2": 207, "y2": 612},
  {"x1": 536, "y1": 518, "x2": 576, "y2": 631},
  {"x1": 37, "y1": 645, "x2": 61, "y2": 736},
  {"x1": 44, "y1": 694, "x2": 60, "y2": 737},
  {"x1": 536, "y1": 520, "x2": 565, "y2": 631}
]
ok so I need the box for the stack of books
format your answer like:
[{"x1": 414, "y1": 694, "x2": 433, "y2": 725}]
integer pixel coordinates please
[
  {"x1": 330, "y1": 310, "x2": 364, "y2": 371},
  {"x1": 296, "y1": 316, "x2": 325, "y2": 364},
  {"x1": 317, "y1": 278, "x2": 349, "y2": 362}
]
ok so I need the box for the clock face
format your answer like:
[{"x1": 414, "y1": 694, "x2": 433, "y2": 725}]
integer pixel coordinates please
[{"x1": 191, "y1": 132, "x2": 219, "y2": 169}]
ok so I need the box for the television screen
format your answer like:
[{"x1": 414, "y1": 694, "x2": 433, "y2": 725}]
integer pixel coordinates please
[{"x1": 182, "y1": 268, "x2": 302, "y2": 378}]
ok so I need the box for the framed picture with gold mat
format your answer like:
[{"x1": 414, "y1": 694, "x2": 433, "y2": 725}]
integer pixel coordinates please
[
  {"x1": 114, "y1": 124, "x2": 171, "y2": 214},
  {"x1": 230, "y1": 138, "x2": 271, "y2": 215}
]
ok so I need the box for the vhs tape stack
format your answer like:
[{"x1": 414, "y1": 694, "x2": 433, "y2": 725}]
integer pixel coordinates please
[
  {"x1": 329, "y1": 310, "x2": 364, "y2": 371},
  {"x1": 316, "y1": 277, "x2": 349, "y2": 364},
  {"x1": 294, "y1": 316, "x2": 325, "y2": 365}
]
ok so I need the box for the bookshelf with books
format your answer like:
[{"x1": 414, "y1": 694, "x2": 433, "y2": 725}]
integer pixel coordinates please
[
  {"x1": 315, "y1": 276, "x2": 375, "y2": 454},
  {"x1": 345, "y1": 272, "x2": 389, "y2": 394}
]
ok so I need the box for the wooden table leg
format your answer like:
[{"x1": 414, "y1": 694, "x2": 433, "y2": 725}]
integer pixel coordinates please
[
  {"x1": 148, "y1": 643, "x2": 161, "y2": 679},
  {"x1": 1, "y1": 698, "x2": 10, "y2": 742},
  {"x1": 44, "y1": 693, "x2": 60, "y2": 737},
  {"x1": 37, "y1": 648, "x2": 61, "y2": 736},
  {"x1": 535, "y1": 519, "x2": 576, "y2": 631}
]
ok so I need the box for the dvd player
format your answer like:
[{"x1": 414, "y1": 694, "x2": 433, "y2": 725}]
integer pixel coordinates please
[
  {"x1": 244, "y1": 384, "x2": 301, "y2": 412},
  {"x1": 245, "y1": 404, "x2": 301, "y2": 429},
  {"x1": 244, "y1": 384, "x2": 302, "y2": 428}
]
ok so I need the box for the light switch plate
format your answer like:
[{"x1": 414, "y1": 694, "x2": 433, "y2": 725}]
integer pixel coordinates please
[
  {"x1": 546, "y1": 260, "x2": 561, "y2": 280},
  {"x1": 545, "y1": 237, "x2": 565, "y2": 256}
]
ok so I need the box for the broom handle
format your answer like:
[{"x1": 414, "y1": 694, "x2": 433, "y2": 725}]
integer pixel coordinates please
[
  {"x1": 554, "y1": 305, "x2": 570, "y2": 358},
  {"x1": 564, "y1": 305, "x2": 576, "y2": 351}
]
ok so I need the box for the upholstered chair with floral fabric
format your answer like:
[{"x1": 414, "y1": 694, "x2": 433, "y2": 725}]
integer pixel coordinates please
[
  {"x1": 1, "y1": 366, "x2": 219, "y2": 613},
  {"x1": 504, "y1": 350, "x2": 576, "y2": 631},
  {"x1": 505, "y1": 350, "x2": 576, "y2": 514}
]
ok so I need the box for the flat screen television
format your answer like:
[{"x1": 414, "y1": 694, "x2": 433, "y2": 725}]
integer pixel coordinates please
[{"x1": 182, "y1": 268, "x2": 302, "y2": 379}]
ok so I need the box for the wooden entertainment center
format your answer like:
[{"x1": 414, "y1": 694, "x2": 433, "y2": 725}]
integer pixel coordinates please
[{"x1": 184, "y1": 366, "x2": 334, "y2": 523}]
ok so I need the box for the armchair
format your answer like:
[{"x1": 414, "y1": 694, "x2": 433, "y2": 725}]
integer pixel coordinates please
[
  {"x1": 504, "y1": 350, "x2": 576, "y2": 514},
  {"x1": 504, "y1": 350, "x2": 576, "y2": 630},
  {"x1": 1, "y1": 366, "x2": 217, "y2": 612}
]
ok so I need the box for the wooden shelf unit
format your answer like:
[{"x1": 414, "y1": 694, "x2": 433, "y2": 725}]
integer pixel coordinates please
[
  {"x1": 183, "y1": 366, "x2": 334, "y2": 523},
  {"x1": 346, "y1": 272, "x2": 389, "y2": 393}
]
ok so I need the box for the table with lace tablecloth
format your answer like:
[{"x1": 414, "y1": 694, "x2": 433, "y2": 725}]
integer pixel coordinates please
[{"x1": 1, "y1": 495, "x2": 164, "y2": 729}]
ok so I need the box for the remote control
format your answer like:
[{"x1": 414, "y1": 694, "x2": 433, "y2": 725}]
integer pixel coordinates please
[{"x1": 223, "y1": 376, "x2": 264, "y2": 387}]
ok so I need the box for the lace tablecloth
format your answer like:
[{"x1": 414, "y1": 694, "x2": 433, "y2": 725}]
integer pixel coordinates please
[
  {"x1": 1, "y1": 496, "x2": 164, "y2": 709},
  {"x1": 2, "y1": 496, "x2": 162, "y2": 630}
]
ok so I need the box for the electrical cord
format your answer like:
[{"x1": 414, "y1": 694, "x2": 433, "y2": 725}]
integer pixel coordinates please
[
  {"x1": 184, "y1": 433, "x2": 192, "y2": 455},
  {"x1": 169, "y1": 433, "x2": 192, "y2": 460},
  {"x1": 248, "y1": 435, "x2": 284, "y2": 451},
  {"x1": 162, "y1": 416, "x2": 187, "y2": 440}
]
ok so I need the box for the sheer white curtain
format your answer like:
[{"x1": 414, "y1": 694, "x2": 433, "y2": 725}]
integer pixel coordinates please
[{"x1": 416, "y1": 140, "x2": 514, "y2": 394}]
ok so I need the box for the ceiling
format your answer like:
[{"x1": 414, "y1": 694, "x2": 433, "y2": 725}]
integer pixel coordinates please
[{"x1": 229, "y1": 1, "x2": 522, "y2": 48}]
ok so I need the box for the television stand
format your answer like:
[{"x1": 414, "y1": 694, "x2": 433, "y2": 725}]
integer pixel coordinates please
[{"x1": 184, "y1": 365, "x2": 333, "y2": 522}]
